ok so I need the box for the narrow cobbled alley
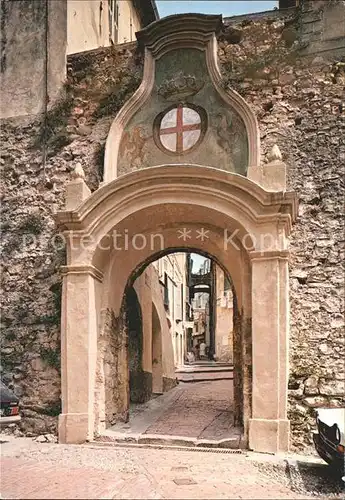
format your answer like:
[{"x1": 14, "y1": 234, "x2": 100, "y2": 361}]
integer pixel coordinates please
[{"x1": 101, "y1": 364, "x2": 242, "y2": 447}]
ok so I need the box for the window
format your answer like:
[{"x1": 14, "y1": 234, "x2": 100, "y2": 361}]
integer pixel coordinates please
[
  {"x1": 163, "y1": 272, "x2": 169, "y2": 309},
  {"x1": 154, "y1": 104, "x2": 207, "y2": 155},
  {"x1": 108, "y1": 0, "x2": 119, "y2": 44},
  {"x1": 175, "y1": 283, "x2": 183, "y2": 321}
]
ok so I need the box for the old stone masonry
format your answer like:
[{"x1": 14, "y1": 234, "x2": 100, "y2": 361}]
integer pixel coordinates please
[{"x1": 0, "y1": 0, "x2": 344, "y2": 454}]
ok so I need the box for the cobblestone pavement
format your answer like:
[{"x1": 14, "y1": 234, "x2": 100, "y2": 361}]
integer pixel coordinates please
[
  {"x1": 145, "y1": 380, "x2": 236, "y2": 439},
  {"x1": 2, "y1": 435, "x2": 338, "y2": 499},
  {"x1": 108, "y1": 380, "x2": 241, "y2": 442}
]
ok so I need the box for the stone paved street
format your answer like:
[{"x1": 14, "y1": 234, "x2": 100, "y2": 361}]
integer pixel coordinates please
[
  {"x1": 106, "y1": 379, "x2": 242, "y2": 444},
  {"x1": 2, "y1": 434, "x2": 343, "y2": 499},
  {"x1": 146, "y1": 380, "x2": 235, "y2": 439}
]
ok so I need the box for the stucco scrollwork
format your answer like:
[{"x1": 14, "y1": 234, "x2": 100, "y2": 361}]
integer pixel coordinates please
[{"x1": 103, "y1": 14, "x2": 260, "y2": 182}]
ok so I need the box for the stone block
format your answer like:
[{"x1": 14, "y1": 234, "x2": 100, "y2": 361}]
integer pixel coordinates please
[
  {"x1": 249, "y1": 418, "x2": 279, "y2": 453},
  {"x1": 163, "y1": 377, "x2": 178, "y2": 392},
  {"x1": 323, "y1": 2, "x2": 345, "y2": 40},
  {"x1": 318, "y1": 379, "x2": 344, "y2": 397},
  {"x1": 278, "y1": 419, "x2": 290, "y2": 452},
  {"x1": 304, "y1": 375, "x2": 319, "y2": 396},
  {"x1": 65, "y1": 179, "x2": 91, "y2": 210},
  {"x1": 58, "y1": 412, "x2": 89, "y2": 444},
  {"x1": 248, "y1": 161, "x2": 286, "y2": 191},
  {"x1": 262, "y1": 161, "x2": 287, "y2": 191}
]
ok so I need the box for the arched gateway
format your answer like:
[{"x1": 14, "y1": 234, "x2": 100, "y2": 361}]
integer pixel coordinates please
[{"x1": 55, "y1": 14, "x2": 297, "y2": 454}]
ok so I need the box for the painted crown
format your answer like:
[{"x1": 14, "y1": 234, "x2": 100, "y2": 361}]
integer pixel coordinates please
[{"x1": 157, "y1": 72, "x2": 204, "y2": 101}]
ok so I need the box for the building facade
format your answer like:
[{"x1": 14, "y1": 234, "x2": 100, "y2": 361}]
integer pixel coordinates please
[
  {"x1": 215, "y1": 267, "x2": 233, "y2": 363},
  {"x1": 67, "y1": 0, "x2": 158, "y2": 54},
  {"x1": 190, "y1": 263, "x2": 234, "y2": 364},
  {"x1": 153, "y1": 253, "x2": 189, "y2": 367},
  {"x1": 0, "y1": 0, "x2": 158, "y2": 119}
]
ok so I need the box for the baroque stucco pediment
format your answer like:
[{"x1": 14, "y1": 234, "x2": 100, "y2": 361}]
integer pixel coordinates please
[{"x1": 104, "y1": 14, "x2": 260, "y2": 182}]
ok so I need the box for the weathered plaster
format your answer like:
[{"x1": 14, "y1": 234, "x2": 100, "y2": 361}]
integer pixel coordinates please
[
  {"x1": 104, "y1": 14, "x2": 260, "y2": 182},
  {"x1": 0, "y1": 0, "x2": 66, "y2": 119}
]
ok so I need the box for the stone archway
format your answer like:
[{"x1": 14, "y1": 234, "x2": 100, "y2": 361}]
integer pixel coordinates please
[
  {"x1": 56, "y1": 13, "x2": 297, "y2": 454},
  {"x1": 56, "y1": 164, "x2": 296, "y2": 453}
]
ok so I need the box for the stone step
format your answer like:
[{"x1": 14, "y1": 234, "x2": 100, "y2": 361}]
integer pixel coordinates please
[
  {"x1": 185, "y1": 361, "x2": 232, "y2": 365},
  {"x1": 92, "y1": 432, "x2": 245, "y2": 450},
  {"x1": 176, "y1": 366, "x2": 233, "y2": 374},
  {"x1": 177, "y1": 372, "x2": 233, "y2": 383}
]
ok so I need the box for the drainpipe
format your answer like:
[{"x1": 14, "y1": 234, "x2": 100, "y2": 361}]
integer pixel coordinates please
[
  {"x1": 150, "y1": 0, "x2": 159, "y2": 21},
  {"x1": 209, "y1": 260, "x2": 216, "y2": 357},
  {"x1": 99, "y1": 1, "x2": 103, "y2": 41},
  {"x1": 43, "y1": 0, "x2": 49, "y2": 178}
]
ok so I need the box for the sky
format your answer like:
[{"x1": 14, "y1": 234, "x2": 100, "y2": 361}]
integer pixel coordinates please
[
  {"x1": 191, "y1": 253, "x2": 208, "y2": 272},
  {"x1": 156, "y1": 1, "x2": 278, "y2": 18}
]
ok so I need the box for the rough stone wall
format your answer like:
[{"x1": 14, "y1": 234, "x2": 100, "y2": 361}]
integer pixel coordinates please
[
  {"x1": 221, "y1": 10, "x2": 345, "y2": 450},
  {"x1": 1, "y1": 6, "x2": 344, "y2": 449},
  {"x1": 0, "y1": 43, "x2": 142, "y2": 436},
  {"x1": 96, "y1": 307, "x2": 128, "y2": 433}
]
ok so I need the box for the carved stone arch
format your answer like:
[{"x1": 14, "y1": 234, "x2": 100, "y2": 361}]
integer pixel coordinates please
[
  {"x1": 56, "y1": 164, "x2": 297, "y2": 452},
  {"x1": 103, "y1": 14, "x2": 260, "y2": 182}
]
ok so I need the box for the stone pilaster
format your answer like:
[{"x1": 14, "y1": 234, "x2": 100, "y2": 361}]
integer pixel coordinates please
[
  {"x1": 58, "y1": 265, "x2": 102, "y2": 444},
  {"x1": 278, "y1": 257, "x2": 290, "y2": 451},
  {"x1": 248, "y1": 251, "x2": 290, "y2": 453}
]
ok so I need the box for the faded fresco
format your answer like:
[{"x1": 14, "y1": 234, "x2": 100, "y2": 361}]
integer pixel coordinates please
[{"x1": 117, "y1": 48, "x2": 248, "y2": 176}]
